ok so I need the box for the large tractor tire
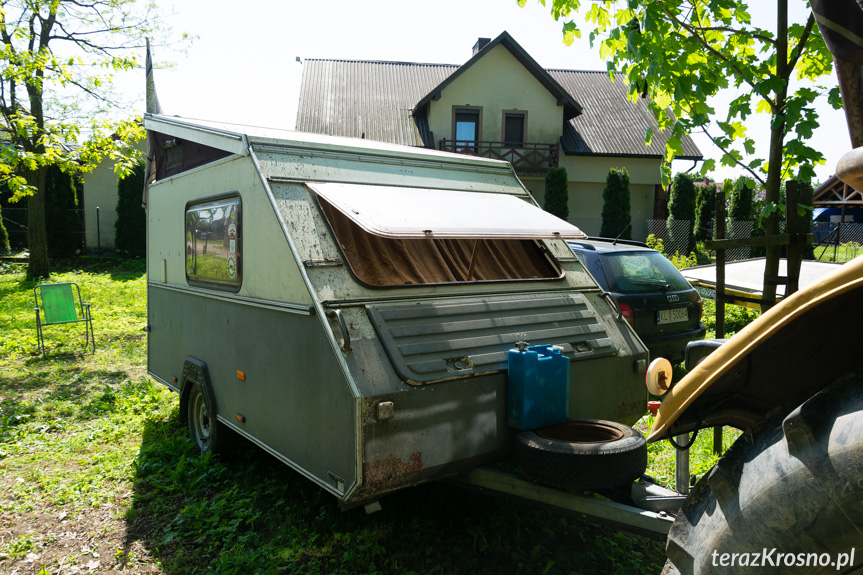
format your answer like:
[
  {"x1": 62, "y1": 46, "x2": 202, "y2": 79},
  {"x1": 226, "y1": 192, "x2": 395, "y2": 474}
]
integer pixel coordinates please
[{"x1": 666, "y1": 372, "x2": 863, "y2": 574}]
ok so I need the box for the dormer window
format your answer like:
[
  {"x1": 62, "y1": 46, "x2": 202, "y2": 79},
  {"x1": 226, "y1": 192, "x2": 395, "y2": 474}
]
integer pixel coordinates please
[{"x1": 503, "y1": 111, "x2": 527, "y2": 146}]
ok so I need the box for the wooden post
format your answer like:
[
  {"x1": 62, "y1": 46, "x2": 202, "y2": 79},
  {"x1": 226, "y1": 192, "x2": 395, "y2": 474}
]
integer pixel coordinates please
[
  {"x1": 785, "y1": 180, "x2": 802, "y2": 296},
  {"x1": 715, "y1": 190, "x2": 726, "y2": 339},
  {"x1": 713, "y1": 190, "x2": 726, "y2": 455}
]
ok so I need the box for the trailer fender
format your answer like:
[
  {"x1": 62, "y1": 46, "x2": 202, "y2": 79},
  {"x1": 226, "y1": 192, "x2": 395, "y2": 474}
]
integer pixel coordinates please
[
  {"x1": 178, "y1": 356, "x2": 217, "y2": 426},
  {"x1": 648, "y1": 256, "x2": 863, "y2": 443}
]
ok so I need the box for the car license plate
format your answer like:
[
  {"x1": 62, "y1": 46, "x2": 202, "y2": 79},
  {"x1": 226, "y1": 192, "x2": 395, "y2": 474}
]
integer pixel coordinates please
[{"x1": 657, "y1": 307, "x2": 688, "y2": 325}]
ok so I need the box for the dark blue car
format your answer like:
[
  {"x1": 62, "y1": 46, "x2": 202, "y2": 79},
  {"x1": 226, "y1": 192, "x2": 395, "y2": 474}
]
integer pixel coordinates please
[{"x1": 568, "y1": 238, "x2": 706, "y2": 364}]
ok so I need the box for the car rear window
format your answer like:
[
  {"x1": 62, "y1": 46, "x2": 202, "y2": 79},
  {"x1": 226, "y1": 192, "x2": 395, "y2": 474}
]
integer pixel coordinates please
[{"x1": 600, "y1": 252, "x2": 692, "y2": 293}]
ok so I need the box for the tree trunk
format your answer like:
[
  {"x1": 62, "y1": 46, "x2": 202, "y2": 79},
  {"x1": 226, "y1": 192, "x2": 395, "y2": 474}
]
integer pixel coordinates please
[
  {"x1": 761, "y1": 0, "x2": 788, "y2": 313},
  {"x1": 26, "y1": 166, "x2": 49, "y2": 280}
]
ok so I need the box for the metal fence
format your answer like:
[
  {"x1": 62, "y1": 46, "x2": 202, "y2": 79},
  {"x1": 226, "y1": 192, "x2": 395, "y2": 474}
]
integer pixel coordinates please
[
  {"x1": 647, "y1": 219, "x2": 691, "y2": 256},
  {"x1": 1, "y1": 207, "x2": 118, "y2": 257},
  {"x1": 813, "y1": 222, "x2": 863, "y2": 262},
  {"x1": 725, "y1": 220, "x2": 756, "y2": 262},
  {"x1": 572, "y1": 216, "x2": 649, "y2": 242},
  {"x1": 5, "y1": 208, "x2": 860, "y2": 262},
  {"x1": 572, "y1": 217, "x2": 602, "y2": 237}
]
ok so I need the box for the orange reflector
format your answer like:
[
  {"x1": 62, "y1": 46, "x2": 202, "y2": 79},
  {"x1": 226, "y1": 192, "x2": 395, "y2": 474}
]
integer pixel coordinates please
[
  {"x1": 171, "y1": 376, "x2": 178, "y2": 383},
  {"x1": 236, "y1": 370, "x2": 246, "y2": 381},
  {"x1": 235, "y1": 413, "x2": 246, "y2": 423}
]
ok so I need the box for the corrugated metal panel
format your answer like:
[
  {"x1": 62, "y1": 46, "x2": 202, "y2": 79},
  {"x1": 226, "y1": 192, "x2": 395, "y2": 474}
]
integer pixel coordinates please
[
  {"x1": 550, "y1": 70, "x2": 702, "y2": 159},
  {"x1": 296, "y1": 59, "x2": 455, "y2": 147},
  {"x1": 367, "y1": 293, "x2": 617, "y2": 385}
]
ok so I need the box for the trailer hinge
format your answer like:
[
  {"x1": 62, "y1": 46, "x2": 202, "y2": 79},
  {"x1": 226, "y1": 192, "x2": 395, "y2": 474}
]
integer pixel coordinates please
[{"x1": 304, "y1": 259, "x2": 343, "y2": 268}]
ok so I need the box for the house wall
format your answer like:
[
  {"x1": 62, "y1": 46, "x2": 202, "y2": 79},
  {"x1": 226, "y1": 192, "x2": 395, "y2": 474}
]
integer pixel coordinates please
[
  {"x1": 427, "y1": 44, "x2": 564, "y2": 145},
  {"x1": 83, "y1": 160, "x2": 121, "y2": 249},
  {"x1": 82, "y1": 138, "x2": 147, "y2": 250},
  {"x1": 523, "y1": 155, "x2": 663, "y2": 241}
]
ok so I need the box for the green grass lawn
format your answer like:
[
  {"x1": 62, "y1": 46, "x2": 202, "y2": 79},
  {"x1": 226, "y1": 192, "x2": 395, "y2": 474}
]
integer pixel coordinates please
[
  {"x1": 813, "y1": 241, "x2": 862, "y2": 263},
  {"x1": 0, "y1": 259, "x2": 741, "y2": 575}
]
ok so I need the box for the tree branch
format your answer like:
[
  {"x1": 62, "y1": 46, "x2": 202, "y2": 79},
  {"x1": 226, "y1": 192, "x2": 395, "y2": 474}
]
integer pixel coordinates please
[
  {"x1": 786, "y1": 12, "x2": 815, "y2": 74},
  {"x1": 699, "y1": 127, "x2": 766, "y2": 185},
  {"x1": 685, "y1": 24, "x2": 776, "y2": 46},
  {"x1": 659, "y1": 0, "x2": 776, "y2": 110}
]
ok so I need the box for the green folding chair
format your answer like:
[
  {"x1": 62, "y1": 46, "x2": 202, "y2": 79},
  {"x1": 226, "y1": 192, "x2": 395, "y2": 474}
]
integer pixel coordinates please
[{"x1": 34, "y1": 282, "x2": 95, "y2": 356}]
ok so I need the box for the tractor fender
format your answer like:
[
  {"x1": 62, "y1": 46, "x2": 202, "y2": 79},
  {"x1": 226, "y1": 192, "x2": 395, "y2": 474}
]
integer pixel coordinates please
[{"x1": 648, "y1": 255, "x2": 863, "y2": 443}]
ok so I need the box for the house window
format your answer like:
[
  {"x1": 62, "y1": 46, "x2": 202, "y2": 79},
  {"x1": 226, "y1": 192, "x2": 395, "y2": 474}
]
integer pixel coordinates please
[
  {"x1": 453, "y1": 107, "x2": 481, "y2": 152},
  {"x1": 503, "y1": 111, "x2": 526, "y2": 146},
  {"x1": 185, "y1": 194, "x2": 242, "y2": 291}
]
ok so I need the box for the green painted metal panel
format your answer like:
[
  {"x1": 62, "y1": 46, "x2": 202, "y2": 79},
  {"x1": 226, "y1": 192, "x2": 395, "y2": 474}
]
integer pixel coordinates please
[{"x1": 367, "y1": 293, "x2": 616, "y2": 385}]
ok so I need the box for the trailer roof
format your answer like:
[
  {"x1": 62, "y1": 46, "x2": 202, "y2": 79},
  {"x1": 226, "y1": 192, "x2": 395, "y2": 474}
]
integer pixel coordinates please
[
  {"x1": 307, "y1": 182, "x2": 586, "y2": 240},
  {"x1": 144, "y1": 114, "x2": 513, "y2": 170}
]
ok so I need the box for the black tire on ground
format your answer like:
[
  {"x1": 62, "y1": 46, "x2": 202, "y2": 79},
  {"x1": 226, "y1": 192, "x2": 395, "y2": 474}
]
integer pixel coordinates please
[
  {"x1": 513, "y1": 419, "x2": 647, "y2": 489},
  {"x1": 187, "y1": 380, "x2": 223, "y2": 453},
  {"x1": 666, "y1": 372, "x2": 863, "y2": 575}
]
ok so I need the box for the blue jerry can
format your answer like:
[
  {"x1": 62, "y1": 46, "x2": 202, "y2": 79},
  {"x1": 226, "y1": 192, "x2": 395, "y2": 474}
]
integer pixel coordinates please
[{"x1": 506, "y1": 343, "x2": 570, "y2": 430}]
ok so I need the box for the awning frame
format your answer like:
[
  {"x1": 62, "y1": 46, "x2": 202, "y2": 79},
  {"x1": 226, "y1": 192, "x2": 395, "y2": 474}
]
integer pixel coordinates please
[{"x1": 305, "y1": 182, "x2": 586, "y2": 241}]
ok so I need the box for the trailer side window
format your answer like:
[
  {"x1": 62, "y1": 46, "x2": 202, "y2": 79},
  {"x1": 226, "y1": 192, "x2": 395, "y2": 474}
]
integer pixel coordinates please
[{"x1": 185, "y1": 196, "x2": 242, "y2": 291}]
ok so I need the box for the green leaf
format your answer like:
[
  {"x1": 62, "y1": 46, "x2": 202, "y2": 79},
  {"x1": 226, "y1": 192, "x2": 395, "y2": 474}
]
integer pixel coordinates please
[
  {"x1": 828, "y1": 86, "x2": 843, "y2": 110},
  {"x1": 562, "y1": 21, "x2": 582, "y2": 45},
  {"x1": 770, "y1": 114, "x2": 786, "y2": 131}
]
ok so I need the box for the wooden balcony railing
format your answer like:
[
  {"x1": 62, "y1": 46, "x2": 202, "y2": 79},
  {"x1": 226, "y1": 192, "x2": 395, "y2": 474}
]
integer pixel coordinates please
[{"x1": 439, "y1": 139, "x2": 559, "y2": 170}]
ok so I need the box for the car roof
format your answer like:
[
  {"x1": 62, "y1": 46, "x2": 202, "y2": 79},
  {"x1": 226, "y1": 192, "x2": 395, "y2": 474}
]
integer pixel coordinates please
[{"x1": 566, "y1": 238, "x2": 655, "y2": 254}]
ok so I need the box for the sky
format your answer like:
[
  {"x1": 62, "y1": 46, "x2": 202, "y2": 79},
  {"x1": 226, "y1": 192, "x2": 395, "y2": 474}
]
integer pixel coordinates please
[{"x1": 138, "y1": 0, "x2": 848, "y2": 185}]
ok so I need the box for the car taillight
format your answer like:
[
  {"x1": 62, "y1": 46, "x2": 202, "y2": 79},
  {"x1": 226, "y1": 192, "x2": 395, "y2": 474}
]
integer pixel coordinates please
[
  {"x1": 619, "y1": 302, "x2": 635, "y2": 327},
  {"x1": 692, "y1": 293, "x2": 703, "y2": 320}
]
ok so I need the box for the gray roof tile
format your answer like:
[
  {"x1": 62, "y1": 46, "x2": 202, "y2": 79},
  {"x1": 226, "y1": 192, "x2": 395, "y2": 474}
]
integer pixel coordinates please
[
  {"x1": 550, "y1": 69, "x2": 701, "y2": 158},
  {"x1": 296, "y1": 59, "x2": 452, "y2": 147},
  {"x1": 296, "y1": 51, "x2": 701, "y2": 159}
]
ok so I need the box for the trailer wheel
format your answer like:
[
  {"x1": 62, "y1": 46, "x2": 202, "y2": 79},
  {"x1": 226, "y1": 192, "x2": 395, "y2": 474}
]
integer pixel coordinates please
[
  {"x1": 666, "y1": 373, "x2": 863, "y2": 574},
  {"x1": 187, "y1": 381, "x2": 222, "y2": 453},
  {"x1": 513, "y1": 419, "x2": 647, "y2": 489}
]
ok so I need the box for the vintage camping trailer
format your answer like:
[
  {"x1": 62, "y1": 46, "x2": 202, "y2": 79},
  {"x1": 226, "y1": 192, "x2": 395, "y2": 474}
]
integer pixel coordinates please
[{"x1": 144, "y1": 114, "x2": 651, "y2": 509}]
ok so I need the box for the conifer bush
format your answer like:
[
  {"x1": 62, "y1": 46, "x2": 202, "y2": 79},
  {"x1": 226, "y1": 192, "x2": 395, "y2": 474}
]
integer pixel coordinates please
[
  {"x1": 600, "y1": 167, "x2": 632, "y2": 240},
  {"x1": 543, "y1": 166, "x2": 569, "y2": 221},
  {"x1": 667, "y1": 172, "x2": 696, "y2": 253},
  {"x1": 693, "y1": 180, "x2": 717, "y2": 242},
  {"x1": 115, "y1": 162, "x2": 146, "y2": 256}
]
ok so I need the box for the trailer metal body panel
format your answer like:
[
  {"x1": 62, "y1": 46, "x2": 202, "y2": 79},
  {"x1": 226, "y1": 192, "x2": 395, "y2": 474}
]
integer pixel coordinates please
[{"x1": 145, "y1": 114, "x2": 649, "y2": 505}]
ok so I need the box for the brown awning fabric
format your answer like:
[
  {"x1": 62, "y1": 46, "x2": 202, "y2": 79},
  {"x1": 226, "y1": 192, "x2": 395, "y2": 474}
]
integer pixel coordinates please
[{"x1": 319, "y1": 198, "x2": 562, "y2": 286}]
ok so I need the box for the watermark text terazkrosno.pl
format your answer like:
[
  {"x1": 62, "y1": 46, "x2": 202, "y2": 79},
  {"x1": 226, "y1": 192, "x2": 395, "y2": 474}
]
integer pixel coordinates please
[{"x1": 712, "y1": 548, "x2": 856, "y2": 570}]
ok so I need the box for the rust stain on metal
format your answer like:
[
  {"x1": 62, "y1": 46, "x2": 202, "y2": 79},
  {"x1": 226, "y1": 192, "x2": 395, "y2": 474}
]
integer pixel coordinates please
[{"x1": 363, "y1": 452, "x2": 423, "y2": 485}]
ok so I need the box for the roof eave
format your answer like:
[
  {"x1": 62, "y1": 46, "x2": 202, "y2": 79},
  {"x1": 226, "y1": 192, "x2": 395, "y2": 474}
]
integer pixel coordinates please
[
  {"x1": 413, "y1": 31, "x2": 583, "y2": 119},
  {"x1": 562, "y1": 150, "x2": 704, "y2": 161}
]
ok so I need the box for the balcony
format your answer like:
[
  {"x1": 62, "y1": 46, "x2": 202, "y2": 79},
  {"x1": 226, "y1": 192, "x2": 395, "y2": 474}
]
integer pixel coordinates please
[{"x1": 439, "y1": 139, "x2": 559, "y2": 171}]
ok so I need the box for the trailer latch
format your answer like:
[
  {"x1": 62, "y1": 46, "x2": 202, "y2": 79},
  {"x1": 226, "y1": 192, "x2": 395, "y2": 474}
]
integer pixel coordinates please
[
  {"x1": 376, "y1": 401, "x2": 395, "y2": 422},
  {"x1": 326, "y1": 309, "x2": 352, "y2": 352}
]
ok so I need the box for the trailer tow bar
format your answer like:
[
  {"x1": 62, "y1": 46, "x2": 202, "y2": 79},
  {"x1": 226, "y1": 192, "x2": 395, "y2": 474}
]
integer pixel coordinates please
[{"x1": 449, "y1": 467, "x2": 681, "y2": 540}]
